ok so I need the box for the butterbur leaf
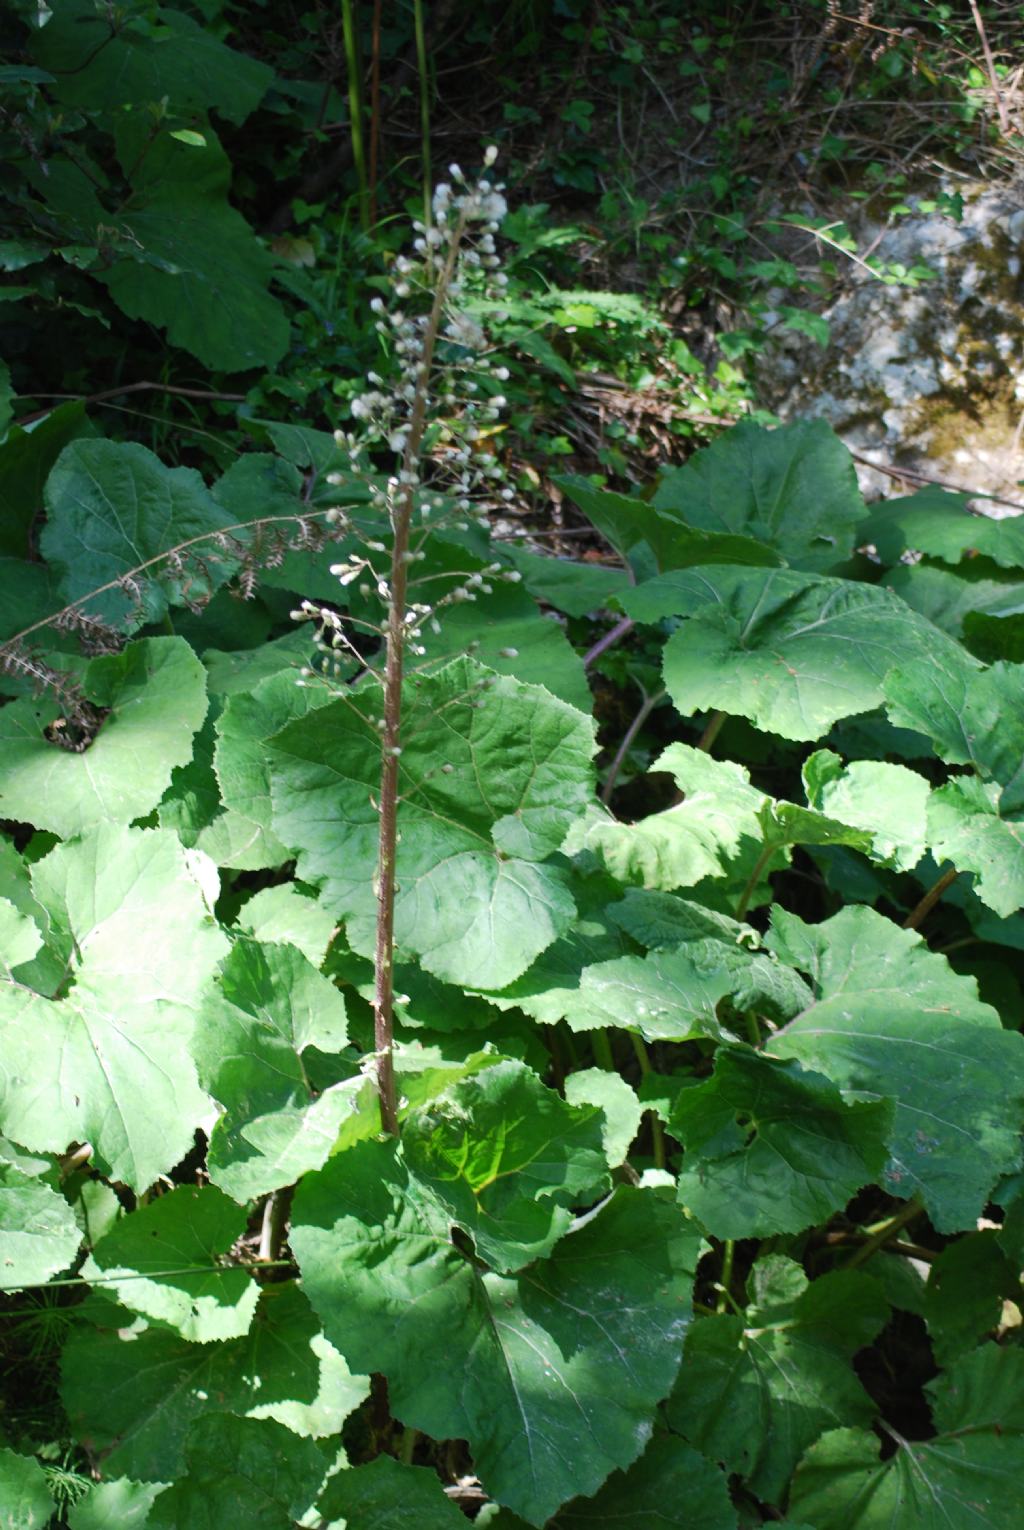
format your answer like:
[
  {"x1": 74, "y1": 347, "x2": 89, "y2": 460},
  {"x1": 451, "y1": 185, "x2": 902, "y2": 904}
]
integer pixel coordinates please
[
  {"x1": 802, "y1": 750, "x2": 930, "y2": 870},
  {"x1": 559, "y1": 473, "x2": 782, "y2": 573},
  {"x1": 564, "y1": 744, "x2": 766, "y2": 890},
  {"x1": 622, "y1": 567, "x2": 953, "y2": 742},
  {"x1": 0, "y1": 897, "x2": 42, "y2": 979},
  {"x1": 0, "y1": 826, "x2": 226, "y2": 1191},
  {"x1": 927, "y1": 777, "x2": 1024, "y2": 917},
  {"x1": 146, "y1": 1414, "x2": 325, "y2": 1530},
  {"x1": 235, "y1": 884, "x2": 337, "y2": 967},
  {"x1": 564, "y1": 1069, "x2": 641, "y2": 1166},
  {"x1": 0, "y1": 1163, "x2": 81, "y2": 1290},
  {"x1": 544, "y1": 1436, "x2": 736, "y2": 1528},
  {"x1": 669, "y1": 1261, "x2": 887, "y2": 1505},
  {"x1": 205, "y1": 668, "x2": 336, "y2": 870},
  {"x1": 885, "y1": 650, "x2": 1024, "y2": 809},
  {"x1": 651, "y1": 419, "x2": 867, "y2": 571},
  {"x1": 567, "y1": 945, "x2": 733, "y2": 1042},
  {"x1": 192, "y1": 939, "x2": 352, "y2": 1202},
  {"x1": 291, "y1": 1144, "x2": 700, "y2": 1525},
  {"x1": 61, "y1": 1281, "x2": 366, "y2": 1481},
  {"x1": 770, "y1": 906, "x2": 1024, "y2": 1230},
  {"x1": 316, "y1": 1455, "x2": 466, "y2": 1527},
  {"x1": 80, "y1": 1184, "x2": 258, "y2": 1342},
  {"x1": 673, "y1": 1048, "x2": 890, "y2": 1238},
  {"x1": 69, "y1": 1481, "x2": 167, "y2": 1530},
  {"x1": 33, "y1": 0, "x2": 272, "y2": 123},
  {"x1": 789, "y1": 1347, "x2": 1024, "y2": 1529},
  {"x1": 103, "y1": 121, "x2": 289, "y2": 373},
  {"x1": 270, "y1": 657, "x2": 596, "y2": 989},
  {"x1": 864, "y1": 486, "x2": 1024, "y2": 570},
  {"x1": 41, "y1": 441, "x2": 240, "y2": 626},
  {"x1": 0, "y1": 637, "x2": 207, "y2": 837},
  {"x1": 0, "y1": 1447, "x2": 53, "y2": 1530},
  {"x1": 402, "y1": 1058, "x2": 610, "y2": 1271},
  {"x1": 923, "y1": 1231, "x2": 1018, "y2": 1365},
  {"x1": 504, "y1": 545, "x2": 632, "y2": 616}
]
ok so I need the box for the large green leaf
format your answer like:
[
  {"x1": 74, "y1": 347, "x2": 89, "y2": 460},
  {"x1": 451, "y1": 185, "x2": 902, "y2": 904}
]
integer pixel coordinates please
[
  {"x1": 504, "y1": 546, "x2": 633, "y2": 617},
  {"x1": 564, "y1": 744, "x2": 766, "y2": 890},
  {"x1": 622, "y1": 567, "x2": 952, "y2": 742},
  {"x1": 927, "y1": 777, "x2": 1024, "y2": 917},
  {"x1": 270, "y1": 657, "x2": 596, "y2": 989},
  {"x1": 559, "y1": 473, "x2": 782, "y2": 573},
  {"x1": 864, "y1": 486, "x2": 1024, "y2": 570},
  {"x1": 802, "y1": 750, "x2": 930, "y2": 870},
  {"x1": 788, "y1": 1347, "x2": 1024, "y2": 1529},
  {"x1": 885, "y1": 649, "x2": 1024, "y2": 808},
  {"x1": 0, "y1": 400, "x2": 94, "y2": 562},
  {"x1": 204, "y1": 668, "x2": 335, "y2": 870},
  {"x1": 0, "y1": 637, "x2": 207, "y2": 837},
  {"x1": 542, "y1": 1436, "x2": 736, "y2": 1529},
  {"x1": 291, "y1": 1146, "x2": 700, "y2": 1525},
  {"x1": 402, "y1": 1059, "x2": 609, "y2": 1272},
  {"x1": 669, "y1": 1260, "x2": 887, "y2": 1504},
  {"x1": 0, "y1": 1447, "x2": 53, "y2": 1530},
  {"x1": 0, "y1": 826, "x2": 226, "y2": 1191},
  {"x1": 145, "y1": 1414, "x2": 325, "y2": 1530},
  {"x1": 923, "y1": 1231, "x2": 1019, "y2": 1366},
  {"x1": 192, "y1": 939, "x2": 354, "y2": 1202},
  {"x1": 770, "y1": 906, "x2": 1024, "y2": 1230},
  {"x1": 61, "y1": 1281, "x2": 366, "y2": 1481},
  {"x1": 651, "y1": 419, "x2": 867, "y2": 571},
  {"x1": 672, "y1": 1048, "x2": 890, "y2": 1238},
  {"x1": 316, "y1": 1455, "x2": 467, "y2": 1528},
  {"x1": 80, "y1": 1184, "x2": 259, "y2": 1342},
  {"x1": 41, "y1": 440, "x2": 238, "y2": 626},
  {"x1": 104, "y1": 124, "x2": 290, "y2": 371},
  {"x1": 33, "y1": 1, "x2": 272, "y2": 123},
  {"x1": 68, "y1": 1480, "x2": 167, "y2": 1530},
  {"x1": 0, "y1": 1163, "x2": 81, "y2": 1291},
  {"x1": 566, "y1": 946, "x2": 734, "y2": 1042}
]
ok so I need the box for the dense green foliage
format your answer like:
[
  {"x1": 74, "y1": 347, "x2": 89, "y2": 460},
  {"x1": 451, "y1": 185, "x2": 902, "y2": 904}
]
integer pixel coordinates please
[{"x1": 4, "y1": 1, "x2": 1024, "y2": 1526}]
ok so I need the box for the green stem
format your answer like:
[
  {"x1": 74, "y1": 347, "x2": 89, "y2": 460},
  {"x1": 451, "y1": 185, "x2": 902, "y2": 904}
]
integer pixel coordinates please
[
  {"x1": 716, "y1": 1240, "x2": 736, "y2": 1314},
  {"x1": 413, "y1": 0, "x2": 432, "y2": 230},
  {"x1": 744, "y1": 1011, "x2": 761, "y2": 1048},
  {"x1": 341, "y1": 0, "x2": 369, "y2": 230},
  {"x1": 592, "y1": 1028, "x2": 615, "y2": 1071},
  {"x1": 397, "y1": 1425, "x2": 419, "y2": 1465},
  {"x1": 697, "y1": 709, "x2": 727, "y2": 752},
  {"x1": 844, "y1": 1197, "x2": 924, "y2": 1270},
  {"x1": 903, "y1": 866, "x2": 958, "y2": 932},
  {"x1": 736, "y1": 842, "x2": 775, "y2": 921},
  {"x1": 161, "y1": 611, "x2": 175, "y2": 636}
]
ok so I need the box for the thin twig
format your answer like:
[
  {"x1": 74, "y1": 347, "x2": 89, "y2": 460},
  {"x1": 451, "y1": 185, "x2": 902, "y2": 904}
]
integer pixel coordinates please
[
  {"x1": 600, "y1": 686, "x2": 665, "y2": 806},
  {"x1": 968, "y1": 0, "x2": 1011, "y2": 134},
  {"x1": 583, "y1": 615, "x2": 634, "y2": 670},
  {"x1": 848, "y1": 450, "x2": 1024, "y2": 513},
  {"x1": 16, "y1": 381, "x2": 246, "y2": 428}
]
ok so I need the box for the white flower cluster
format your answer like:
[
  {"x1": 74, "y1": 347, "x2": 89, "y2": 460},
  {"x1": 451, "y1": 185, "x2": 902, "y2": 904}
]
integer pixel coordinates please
[{"x1": 294, "y1": 150, "x2": 529, "y2": 692}]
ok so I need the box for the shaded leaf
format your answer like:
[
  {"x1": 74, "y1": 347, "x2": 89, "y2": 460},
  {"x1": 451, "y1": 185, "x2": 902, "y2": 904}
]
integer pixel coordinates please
[
  {"x1": 292, "y1": 1147, "x2": 699, "y2": 1525},
  {"x1": 61, "y1": 1281, "x2": 366, "y2": 1481},
  {"x1": 81, "y1": 1184, "x2": 259, "y2": 1342},
  {"x1": 789, "y1": 1347, "x2": 1024, "y2": 1529},
  {"x1": 0, "y1": 1163, "x2": 81, "y2": 1291},
  {"x1": 770, "y1": 906, "x2": 1024, "y2": 1230},
  {"x1": 0, "y1": 637, "x2": 207, "y2": 837}
]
